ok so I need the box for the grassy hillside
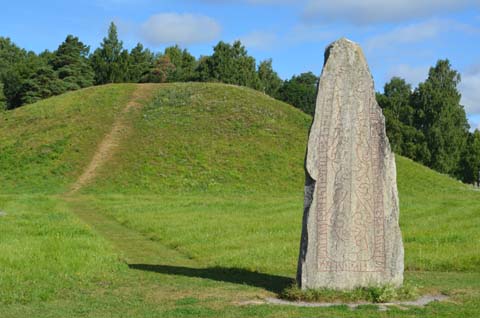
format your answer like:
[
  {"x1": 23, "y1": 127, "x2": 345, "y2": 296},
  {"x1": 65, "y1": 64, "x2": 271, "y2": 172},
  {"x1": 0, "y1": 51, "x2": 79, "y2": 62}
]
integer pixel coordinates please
[
  {"x1": 1, "y1": 83, "x2": 479, "y2": 317},
  {"x1": 0, "y1": 83, "x2": 310, "y2": 194},
  {"x1": 87, "y1": 83, "x2": 311, "y2": 194},
  {"x1": 0, "y1": 82, "x2": 470, "y2": 196},
  {"x1": 0, "y1": 84, "x2": 138, "y2": 194}
]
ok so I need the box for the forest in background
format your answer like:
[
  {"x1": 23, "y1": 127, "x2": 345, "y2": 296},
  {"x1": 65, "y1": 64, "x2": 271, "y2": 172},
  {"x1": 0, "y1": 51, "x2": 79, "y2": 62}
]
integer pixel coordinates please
[{"x1": 1, "y1": 22, "x2": 478, "y2": 185}]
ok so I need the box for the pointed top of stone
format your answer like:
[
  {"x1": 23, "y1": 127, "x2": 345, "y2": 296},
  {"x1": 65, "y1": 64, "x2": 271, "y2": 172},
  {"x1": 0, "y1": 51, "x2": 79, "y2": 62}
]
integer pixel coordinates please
[
  {"x1": 323, "y1": 37, "x2": 368, "y2": 70},
  {"x1": 327, "y1": 37, "x2": 356, "y2": 47}
]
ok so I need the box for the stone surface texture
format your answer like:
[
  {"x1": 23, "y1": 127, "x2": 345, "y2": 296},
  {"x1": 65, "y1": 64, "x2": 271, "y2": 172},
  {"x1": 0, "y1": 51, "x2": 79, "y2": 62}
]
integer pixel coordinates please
[{"x1": 297, "y1": 38, "x2": 404, "y2": 290}]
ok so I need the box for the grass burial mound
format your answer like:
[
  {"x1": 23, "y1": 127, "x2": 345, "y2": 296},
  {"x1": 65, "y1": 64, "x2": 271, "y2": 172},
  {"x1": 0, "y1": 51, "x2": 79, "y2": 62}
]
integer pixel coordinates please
[{"x1": 0, "y1": 83, "x2": 479, "y2": 317}]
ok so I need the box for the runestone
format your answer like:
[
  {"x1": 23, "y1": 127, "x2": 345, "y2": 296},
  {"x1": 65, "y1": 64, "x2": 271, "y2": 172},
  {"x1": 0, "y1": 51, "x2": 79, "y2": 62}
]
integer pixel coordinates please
[{"x1": 297, "y1": 38, "x2": 404, "y2": 290}]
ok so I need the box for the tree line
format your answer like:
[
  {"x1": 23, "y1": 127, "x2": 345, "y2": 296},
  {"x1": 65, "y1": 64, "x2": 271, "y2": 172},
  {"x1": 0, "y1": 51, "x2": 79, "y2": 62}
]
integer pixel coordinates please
[
  {"x1": 377, "y1": 62, "x2": 479, "y2": 185},
  {"x1": 0, "y1": 22, "x2": 311, "y2": 112},
  {"x1": 0, "y1": 22, "x2": 478, "y2": 184}
]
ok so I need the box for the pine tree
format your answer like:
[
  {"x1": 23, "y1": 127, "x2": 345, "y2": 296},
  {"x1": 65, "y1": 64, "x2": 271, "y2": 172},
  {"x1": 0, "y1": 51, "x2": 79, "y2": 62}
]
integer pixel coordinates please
[
  {"x1": 0, "y1": 82, "x2": 6, "y2": 109},
  {"x1": 0, "y1": 37, "x2": 28, "y2": 109},
  {"x1": 2, "y1": 51, "x2": 52, "y2": 108},
  {"x1": 202, "y1": 41, "x2": 260, "y2": 89},
  {"x1": 128, "y1": 43, "x2": 153, "y2": 83},
  {"x1": 164, "y1": 45, "x2": 196, "y2": 82},
  {"x1": 19, "y1": 65, "x2": 67, "y2": 105},
  {"x1": 52, "y1": 35, "x2": 94, "y2": 90},
  {"x1": 91, "y1": 22, "x2": 125, "y2": 84}
]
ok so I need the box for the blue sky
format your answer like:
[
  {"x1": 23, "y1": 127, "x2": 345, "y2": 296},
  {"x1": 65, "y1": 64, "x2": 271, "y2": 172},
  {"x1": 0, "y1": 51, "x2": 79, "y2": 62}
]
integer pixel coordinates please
[{"x1": 1, "y1": 0, "x2": 479, "y2": 127}]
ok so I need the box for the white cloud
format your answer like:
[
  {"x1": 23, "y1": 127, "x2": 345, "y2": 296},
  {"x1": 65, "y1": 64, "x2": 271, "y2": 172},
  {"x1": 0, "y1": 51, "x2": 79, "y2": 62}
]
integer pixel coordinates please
[
  {"x1": 285, "y1": 24, "x2": 336, "y2": 44},
  {"x1": 236, "y1": 22, "x2": 339, "y2": 52},
  {"x1": 387, "y1": 64, "x2": 429, "y2": 87},
  {"x1": 365, "y1": 18, "x2": 479, "y2": 51},
  {"x1": 239, "y1": 31, "x2": 277, "y2": 50},
  {"x1": 140, "y1": 13, "x2": 221, "y2": 45},
  {"x1": 303, "y1": 0, "x2": 478, "y2": 24},
  {"x1": 461, "y1": 65, "x2": 480, "y2": 115},
  {"x1": 365, "y1": 19, "x2": 447, "y2": 51},
  {"x1": 236, "y1": 24, "x2": 337, "y2": 51}
]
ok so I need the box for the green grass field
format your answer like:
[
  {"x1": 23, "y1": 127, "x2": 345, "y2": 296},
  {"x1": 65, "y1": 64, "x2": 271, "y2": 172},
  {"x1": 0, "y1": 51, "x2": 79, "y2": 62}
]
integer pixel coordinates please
[{"x1": 1, "y1": 83, "x2": 479, "y2": 317}]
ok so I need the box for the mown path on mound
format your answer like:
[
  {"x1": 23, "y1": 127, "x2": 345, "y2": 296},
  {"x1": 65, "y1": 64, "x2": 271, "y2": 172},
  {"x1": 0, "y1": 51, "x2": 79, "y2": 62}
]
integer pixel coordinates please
[
  {"x1": 63, "y1": 83, "x2": 199, "y2": 267},
  {"x1": 66, "y1": 197, "x2": 197, "y2": 267},
  {"x1": 68, "y1": 84, "x2": 156, "y2": 195}
]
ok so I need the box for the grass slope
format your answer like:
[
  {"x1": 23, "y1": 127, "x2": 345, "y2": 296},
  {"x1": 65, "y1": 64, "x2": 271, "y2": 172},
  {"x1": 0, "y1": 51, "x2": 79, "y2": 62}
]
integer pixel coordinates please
[
  {"x1": 0, "y1": 83, "x2": 479, "y2": 317},
  {"x1": 85, "y1": 83, "x2": 311, "y2": 194},
  {"x1": 0, "y1": 84, "x2": 137, "y2": 194}
]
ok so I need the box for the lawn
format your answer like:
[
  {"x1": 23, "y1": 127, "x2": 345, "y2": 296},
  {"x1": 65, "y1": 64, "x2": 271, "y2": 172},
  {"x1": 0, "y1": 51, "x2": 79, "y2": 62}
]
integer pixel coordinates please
[
  {"x1": 1, "y1": 192, "x2": 480, "y2": 317},
  {"x1": 1, "y1": 83, "x2": 479, "y2": 317}
]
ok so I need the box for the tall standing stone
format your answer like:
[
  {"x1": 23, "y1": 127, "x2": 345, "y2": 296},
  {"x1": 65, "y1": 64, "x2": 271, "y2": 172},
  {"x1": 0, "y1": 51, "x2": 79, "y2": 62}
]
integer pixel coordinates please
[{"x1": 297, "y1": 38, "x2": 404, "y2": 290}]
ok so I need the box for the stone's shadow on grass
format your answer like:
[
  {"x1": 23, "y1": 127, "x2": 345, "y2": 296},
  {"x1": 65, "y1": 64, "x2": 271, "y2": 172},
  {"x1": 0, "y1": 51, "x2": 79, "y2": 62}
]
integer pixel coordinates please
[{"x1": 128, "y1": 264, "x2": 293, "y2": 294}]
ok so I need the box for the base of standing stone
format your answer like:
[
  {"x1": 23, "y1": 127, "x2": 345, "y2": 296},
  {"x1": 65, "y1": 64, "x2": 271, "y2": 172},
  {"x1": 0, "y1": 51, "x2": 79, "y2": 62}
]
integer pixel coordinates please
[{"x1": 262, "y1": 294, "x2": 448, "y2": 310}]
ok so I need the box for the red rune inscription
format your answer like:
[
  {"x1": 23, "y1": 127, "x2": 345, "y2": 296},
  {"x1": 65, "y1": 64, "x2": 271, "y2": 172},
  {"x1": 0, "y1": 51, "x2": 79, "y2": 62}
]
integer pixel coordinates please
[{"x1": 316, "y1": 88, "x2": 386, "y2": 273}]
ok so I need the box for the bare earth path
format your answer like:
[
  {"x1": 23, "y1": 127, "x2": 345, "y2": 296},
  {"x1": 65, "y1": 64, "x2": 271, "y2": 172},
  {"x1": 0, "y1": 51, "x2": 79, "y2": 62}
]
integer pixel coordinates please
[{"x1": 68, "y1": 84, "x2": 156, "y2": 195}]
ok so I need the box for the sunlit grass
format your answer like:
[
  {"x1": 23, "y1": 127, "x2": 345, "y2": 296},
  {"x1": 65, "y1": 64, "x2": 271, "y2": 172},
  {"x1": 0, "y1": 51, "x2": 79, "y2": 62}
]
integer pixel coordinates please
[
  {"x1": 0, "y1": 195, "x2": 126, "y2": 304},
  {"x1": 0, "y1": 83, "x2": 479, "y2": 317},
  {"x1": 0, "y1": 84, "x2": 136, "y2": 194}
]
